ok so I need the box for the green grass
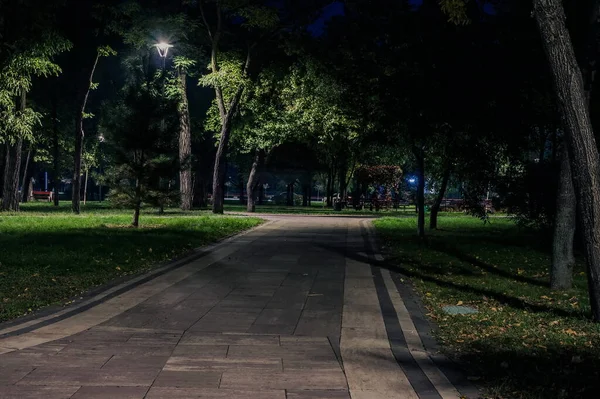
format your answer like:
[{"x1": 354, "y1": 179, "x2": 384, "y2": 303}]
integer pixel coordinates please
[
  {"x1": 373, "y1": 216, "x2": 600, "y2": 399},
  {"x1": 223, "y1": 203, "x2": 417, "y2": 216},
  {"x1": 0, "y1": 203, "x2": 261, "y2": 322}
]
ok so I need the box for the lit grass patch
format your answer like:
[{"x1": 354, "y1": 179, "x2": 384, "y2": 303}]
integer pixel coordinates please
[
  {"x1": 0, "y1": 204, "x2": 261, "y2": 322},
  {"x1": 374, "y1": 216, "x2": 600, "y2": 399}
]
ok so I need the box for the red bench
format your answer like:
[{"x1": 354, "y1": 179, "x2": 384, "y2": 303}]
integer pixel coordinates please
[{"x1": 32, "y1": 191, "x2": 53, "y2": 202}]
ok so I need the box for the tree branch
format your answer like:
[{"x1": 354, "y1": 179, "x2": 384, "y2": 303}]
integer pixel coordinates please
[
  {"x1": 211, "y1": 0, "x2": 226, "y2": 121},
  {"x1": 198, "y1": 0, "x2": 213, "y2": 41}
]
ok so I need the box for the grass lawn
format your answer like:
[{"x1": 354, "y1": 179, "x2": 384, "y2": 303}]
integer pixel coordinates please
[
  {"x1": 223, "y1": 203, "x2": 417, "y2": 216},
  {"x1": 0, "y1": 202, "x2": 261, "y2": 322},
  {"x1": 374, "y1": 216, "x2": 600, "y2": 399}
]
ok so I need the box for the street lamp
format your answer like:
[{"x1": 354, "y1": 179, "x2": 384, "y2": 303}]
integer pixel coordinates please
[{"x1": 154, "y1": 42, "x2": 173, "y2": 69}]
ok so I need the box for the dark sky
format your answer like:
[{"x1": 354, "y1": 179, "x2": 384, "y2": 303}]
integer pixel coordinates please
[{"x1": 307, "y1": 1, "x2": 344, "y2": 36}]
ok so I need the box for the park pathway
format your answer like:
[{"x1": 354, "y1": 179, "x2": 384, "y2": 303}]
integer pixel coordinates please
[{"x1": 0, "y1": 216, "x2": 479, "y2": 399}]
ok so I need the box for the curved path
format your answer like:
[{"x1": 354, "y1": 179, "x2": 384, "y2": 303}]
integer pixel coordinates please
[{"x1": 0, "y1": 216, "x2": 479, "y2": 399}]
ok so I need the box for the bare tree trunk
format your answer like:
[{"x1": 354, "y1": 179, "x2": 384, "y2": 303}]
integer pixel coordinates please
[
  {"x1": 2, "y1": 91, "x2": 26, "y2": 212},
  {"x1": 413, "y1": 146, "x2": 425, "y2": 239},
  {"x1": 258, "y1": 183, "x2": 264, "y2": 205},
  {"x1": 246, "y1": 149, "x2": 263, "y2": 212},
  {"x1": 21, "y1": 148, "x2": 32, "y2": 203},
  {"x1": 302, "y1": 184, "x2": 309, "y2": 207},
  {"x1": 430, "y1": 165, "x2": 451, "y2": 230},
  {"x1": 83, "y1": 168, "x2": 89, "y2": 205},
  {"x1": 0, "y1": 144, "x2": 5, "y2": 199},
  {"x1": 53, "y1": 90, "x2": 60, "y2": 207},
  {"x1": 326, "y1": 165, "x2": 333, "y2": 207},
  {"x1": 552, "y1": 145, "x2": 576, "y2": 290},
  {"x1": 178, "y1": 70, "x2": 193, "y2": 211},
  {"x1": 132, "y1": 178, "x2": 142, "y2": 228},
  {"x1": 535, "y1": 0, "x2": 600, "y2": 320},
  {"x1": 72, "y1": 52, "x2": 100, "y2": 215}
]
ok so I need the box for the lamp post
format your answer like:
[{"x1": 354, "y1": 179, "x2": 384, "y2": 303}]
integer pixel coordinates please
[
  {"x1": 154, "y1": 42, "x2": 173, "y2": 69},
  {"x1": 154, "y1": 42, "x2": 172, "y2": 132}
]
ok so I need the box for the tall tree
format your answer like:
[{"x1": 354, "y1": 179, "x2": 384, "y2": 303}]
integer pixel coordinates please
[
  {"x1": 0, "y1": 0, "x2": 71, "y2": 211},
  {"x1": 534, "y1": 0, "x2": 600, "y2": 320},
  {"x1": 69, "y1": 0, "x2": 116, "y2": 214},
  {"x1": 197, "y1": 0, "x2": 326, "y2": 213}
]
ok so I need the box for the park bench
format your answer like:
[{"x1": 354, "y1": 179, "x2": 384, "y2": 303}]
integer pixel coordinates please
[{"x1": 32, "y1": 191, "x2": 53, "y2": 202}]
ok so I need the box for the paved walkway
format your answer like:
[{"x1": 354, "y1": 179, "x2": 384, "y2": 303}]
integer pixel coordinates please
[{"x1": 0, "y1": 216, "x2": 479, "y2": 399}]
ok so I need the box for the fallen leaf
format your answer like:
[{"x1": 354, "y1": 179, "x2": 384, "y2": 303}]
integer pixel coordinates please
[
  {"x1": 549, "y1": 320, "x2": 560, "y2": 326},
  {"x1": 457, "y1": 301, "x2": 464, "y2": 306}
]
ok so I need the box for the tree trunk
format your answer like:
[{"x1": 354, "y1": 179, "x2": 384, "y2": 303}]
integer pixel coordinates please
[
  {"x1": 211, "y1": 43, "x2": 251, "y2": 214},
  {"x1": 72, "y1": 52, "x2": 100, "y2": 215},
  {"x1": 83, "y1": 169, "x2": 89, "y2": 205},
  {"x1": 21, "y1": 148, "x2": 32, "y2": 203},
  {"x1": 430, "y1": 166, "x2": 451, "y2": 230},
  {"x1": 2, "y1": 91, "x2": 26, "y2": 212},
  {"x1": 178, "y1": 70, "x2": 193, "y2": 211},
  {"x1": 414, "y1": 146, "x2": 425, "y2": 238},
  {"x1": 552, "y1": 146, "x2": 576, "y2": 290},
  {"x1": 53, "y1": 91, "x2": 60, "y2": 206},
  {"x1": 535, "y1": 0, "x2": 600, "y2": 320},
  {"x1": 0, "y1": 144, "x2": 5, "y2": 199},
  {"x1": 246, "y1": 149, "x2": 263, "y2": 212},
  {"x1": 258, "y1": 183, "x2": 264, "y2": 205},
  {"x1": 2, "y1": 140, "x2": 23, "y2": 212},
  {"x1": 326, "y1": 166, "x2": 333, "y2": 207},
  {"x1": 302, "y1": 184, "x2": 308, "y2": 207},
  {"x1": 286, "y1": 183, "x2": 293, "y2": 206},
  {"x1": 338, "y1": 158, "x2": 347, "y2": 199},
  {"x1": 192, "y1": 175, "x2": 207, "y2": 208},
  {"x1": 132, "y1": 178, "x2": 142, "y2": 228},
  {"x1": 239, "y1": 175, "x2": 245, "y2": 205}
]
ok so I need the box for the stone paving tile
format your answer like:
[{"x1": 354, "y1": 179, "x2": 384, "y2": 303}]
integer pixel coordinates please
[
  {"x1": 152, "y1": 370, "x2": 221, "y2": 388},
  {"x1": 56, "y1": 342, "x2": 175, "y2": 357},
  {"x1": 0, "y1": 367, "x2": 34, "y2": 385},
  {"x1": 216, "y1": 297, "x2": 272, "y2": 309},
  {"x1": 254, "y1": 309, "x2": 303, "y2": 326},
  {"x1": 67, "y1": 329, "x2": 133, "y2": 343},
  {"x1": 283, "y1": 359, "x2": 343, "y2": 372},
  {"x1": 127, "y1": 332, "x2": 182, "y2": 345},
  {"x1": 286, "y1": 390, "x2": 351, "y2": 399},
  {"x1": 189, "y1": 313, "x2": 260, "y2": 333},
  {"x1": 101, "y1": 355, "x2": 170, "y2": 370},
  {"x1": 279, "y1": 337, "x2": 330, "y2": 345},
  {"x1": 180, "y1": 333, "x2": 279, "y2": 346},
  {"x1": 0, "y1": 352, "x2": 111, "y2": 368},
  {"x1": 220, "y1": 370, "x2": 347, "y2": 390},
  {"x1": 16, "y1": 368, "x2": 159, "y2": 386},
  {"x1": 226, "y1": 345, "x2": 336, "y2": 361},
  {"x1": 141, "y1": 307, "x2": 209, "y2": 330},
  {"x1": 164, "y1": 356, "x2": 282, "y2": 371},
  {"x1": 294, "y1": 310, "x2": 342, "y2": 337},
  {"x1": 145, "y1": 387, "x2": 286, "y2": 399},
  {"x1": 91, "y1": 326, "x2": 184, "y2": 335},
  {"x1": 246, "y1": 324, "x2": 296, "y2": 335},
  {"x1": 171, "y1": 345, "x2": 228, "y2": 357},
  {"x1": 70, "y1": 386, "x2": 148, "y2": 398},
  {"x1": 0, "y1": 385, "x2": 80, "y2": 399}
]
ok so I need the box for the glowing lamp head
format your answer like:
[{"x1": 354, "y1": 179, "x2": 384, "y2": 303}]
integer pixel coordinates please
[{"x1": 154, "y1": 42, "x2": 173, "y2": 58}]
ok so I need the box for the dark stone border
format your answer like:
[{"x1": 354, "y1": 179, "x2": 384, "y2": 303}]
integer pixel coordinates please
[
  {"x1": 360, "y1": 220, "x2": 481, "y2": 399},
  {"x1": 0, "y1": 221, "x2": 272, "y2": 339}
]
